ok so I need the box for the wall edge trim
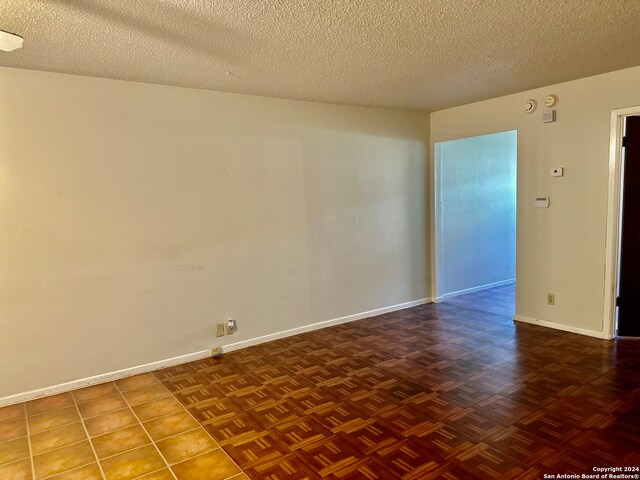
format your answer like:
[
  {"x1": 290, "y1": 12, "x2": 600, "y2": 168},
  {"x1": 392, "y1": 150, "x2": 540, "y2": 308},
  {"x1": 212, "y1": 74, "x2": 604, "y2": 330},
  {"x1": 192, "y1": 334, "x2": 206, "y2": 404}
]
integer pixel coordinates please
[
  {"x1": 0, "y1": 349, "x2": 212, "y2": 408},
  {"x1": 222, "y1": 297, "x2": 433, "y2": 353},
  {"x1": 0, "y1": 297, "x2": 433, "y2": 407},
  {"x1": 513, "y1": 314, "x2": 608, "y2": 340},
  {"x1": 441, "y1": 278, "x2": 515, "y2": 300}
]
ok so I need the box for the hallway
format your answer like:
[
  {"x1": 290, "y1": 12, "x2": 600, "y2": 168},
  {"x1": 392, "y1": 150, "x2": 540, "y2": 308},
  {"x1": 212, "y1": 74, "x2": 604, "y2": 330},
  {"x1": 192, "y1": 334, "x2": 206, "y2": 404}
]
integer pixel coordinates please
[{"x1": 443, "y1": 283, "x2": 516, "y2": 317}]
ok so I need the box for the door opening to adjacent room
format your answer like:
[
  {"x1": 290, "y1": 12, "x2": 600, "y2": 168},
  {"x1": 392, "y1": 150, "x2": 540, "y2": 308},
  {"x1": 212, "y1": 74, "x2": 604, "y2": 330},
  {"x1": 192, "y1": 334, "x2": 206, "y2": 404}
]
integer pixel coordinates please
[
  {"x1": 609, "y1": 113, "x2": 640, "y2": 337},
  {"x1": 434, "y1": 130, "x2": 517, "y2": 316}
]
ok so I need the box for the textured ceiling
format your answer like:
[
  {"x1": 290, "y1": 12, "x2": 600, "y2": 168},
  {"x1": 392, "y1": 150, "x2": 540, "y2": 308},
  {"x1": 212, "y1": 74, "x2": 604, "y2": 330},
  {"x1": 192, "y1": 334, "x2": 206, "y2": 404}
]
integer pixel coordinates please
[{"x1": 1, "y1": 0, "x2": 640, "y2": 111}]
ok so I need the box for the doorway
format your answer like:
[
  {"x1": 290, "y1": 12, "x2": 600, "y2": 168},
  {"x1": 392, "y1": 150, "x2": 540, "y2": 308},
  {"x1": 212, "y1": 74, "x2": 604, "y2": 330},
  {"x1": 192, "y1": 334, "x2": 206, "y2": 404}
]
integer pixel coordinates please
[
  {"x1": 434, "y1": 130, "x2": 517, "y2": 316},
  {"x1": 607, "y1": 112, "x2": 640, "y2": 337}
]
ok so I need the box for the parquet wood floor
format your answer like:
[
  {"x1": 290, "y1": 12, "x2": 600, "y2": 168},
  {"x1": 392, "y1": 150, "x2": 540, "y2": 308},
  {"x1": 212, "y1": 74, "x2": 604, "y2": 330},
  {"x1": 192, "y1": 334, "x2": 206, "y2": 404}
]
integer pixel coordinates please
[{"x1": 158, "y1": 285, "x2": 640, "y2": 479}]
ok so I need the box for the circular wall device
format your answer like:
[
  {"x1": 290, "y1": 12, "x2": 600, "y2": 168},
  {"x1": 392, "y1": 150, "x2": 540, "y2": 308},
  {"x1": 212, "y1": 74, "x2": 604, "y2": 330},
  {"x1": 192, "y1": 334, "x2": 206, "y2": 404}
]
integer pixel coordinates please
[
  {"x1": 545, "y1": 95, "x2": 559, "y2": 108},
  {"x1": 523, "y1": 99, "x2": 537, "y2": 113}
]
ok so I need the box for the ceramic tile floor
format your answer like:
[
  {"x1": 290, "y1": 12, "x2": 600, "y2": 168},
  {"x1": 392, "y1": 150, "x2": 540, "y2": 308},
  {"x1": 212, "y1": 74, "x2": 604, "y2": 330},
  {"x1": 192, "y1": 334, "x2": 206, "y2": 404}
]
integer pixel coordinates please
[{"x1": 0, "y1": 373, "x2": 247, "y2": 480}]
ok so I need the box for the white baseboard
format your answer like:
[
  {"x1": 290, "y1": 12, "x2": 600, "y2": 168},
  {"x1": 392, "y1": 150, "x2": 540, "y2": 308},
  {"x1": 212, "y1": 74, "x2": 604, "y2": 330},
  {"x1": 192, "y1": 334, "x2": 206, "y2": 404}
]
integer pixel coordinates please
[
  {"x1": 513, "y1": 314, "x2": 608, "y2": 339},
  {"x1": 222, "y1": 297, "x2": 433, "y2": 353},
  {"x1": 0, "y1": 297, "x2": 433, "y2": 408},
  {"x1": 441, "y1": 278, "x2": 515, "y2": 300},
  {"x1": 0, "y1": 349, "x2": 211, "y2": 408}
]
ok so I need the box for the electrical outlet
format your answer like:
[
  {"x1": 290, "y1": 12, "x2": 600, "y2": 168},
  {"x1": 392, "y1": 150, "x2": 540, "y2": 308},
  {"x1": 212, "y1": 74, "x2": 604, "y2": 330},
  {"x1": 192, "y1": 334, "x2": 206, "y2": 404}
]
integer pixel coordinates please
[
  {"x1": 226, "y1": 318, "x2": 237, "y2": 335},
  {"x1": 215, "y1": 323, "x2": 225, "y2": 337},
  {"x1": 211, "y1": 346, "x2": 223, "y2": 356},
  {"x1": 547, "y1": 293, "x2": 555, "y2": 305}
]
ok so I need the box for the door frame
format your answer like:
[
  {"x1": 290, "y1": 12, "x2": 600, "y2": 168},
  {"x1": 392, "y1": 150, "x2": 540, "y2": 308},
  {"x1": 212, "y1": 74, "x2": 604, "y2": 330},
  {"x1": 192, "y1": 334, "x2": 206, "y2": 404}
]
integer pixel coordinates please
[
  {"x1": 433, "y1": 129, "x2": 518, "y2": 301},
  {"x1": 603, "y1": 105, "x2": 640, "y2": 340}
]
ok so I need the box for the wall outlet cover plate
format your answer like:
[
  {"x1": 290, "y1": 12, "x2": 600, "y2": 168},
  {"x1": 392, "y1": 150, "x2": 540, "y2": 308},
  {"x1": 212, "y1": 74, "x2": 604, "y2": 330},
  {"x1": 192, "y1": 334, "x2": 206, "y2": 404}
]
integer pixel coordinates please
[{"x1": 216, "y1": 323, "x2": 225, "y2": 337}]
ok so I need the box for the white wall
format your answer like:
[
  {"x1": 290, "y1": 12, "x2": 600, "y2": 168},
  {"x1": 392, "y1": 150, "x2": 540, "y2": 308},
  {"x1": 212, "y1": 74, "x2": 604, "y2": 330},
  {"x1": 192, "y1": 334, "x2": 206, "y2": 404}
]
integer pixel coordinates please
[
  {"x1": 436, "y1": 131, "x2": 517, "y2": 296},
  {"x1": 430, "y1": 65, "x2": 640, "y2": 336},
  {"x1": 0, "y1": 67, "x2": 430, "y2": 400}
]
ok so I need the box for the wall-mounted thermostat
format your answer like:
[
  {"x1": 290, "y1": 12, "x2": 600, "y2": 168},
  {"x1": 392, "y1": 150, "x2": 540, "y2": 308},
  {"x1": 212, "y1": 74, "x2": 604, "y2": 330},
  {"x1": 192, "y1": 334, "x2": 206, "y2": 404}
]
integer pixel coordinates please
[
  {"x1": 535, "y1": 197, "x2": 550, "y2": 208},
  {"x1": 551, "y1": 167, "x2": 564, "y2": 177}
]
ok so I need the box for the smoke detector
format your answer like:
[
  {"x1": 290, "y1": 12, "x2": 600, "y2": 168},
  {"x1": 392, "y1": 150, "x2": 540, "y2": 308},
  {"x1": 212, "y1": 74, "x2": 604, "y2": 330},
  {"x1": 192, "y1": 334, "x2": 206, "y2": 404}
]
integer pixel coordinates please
[
  {"x1": 544, "y1": 95, "x2": 559, "y2": 108},
  {"x1": 0, "y1": 30, "x2": 23, "y2": 52},
  {"x1": 523, "y1": 99, "x2": 537, "y2": 114}
]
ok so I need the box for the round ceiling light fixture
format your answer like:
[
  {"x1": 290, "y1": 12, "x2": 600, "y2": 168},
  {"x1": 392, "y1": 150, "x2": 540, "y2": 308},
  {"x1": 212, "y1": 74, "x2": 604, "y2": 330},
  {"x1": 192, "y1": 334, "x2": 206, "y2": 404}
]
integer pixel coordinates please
[{"x1": 0, "y1": 29, "x2": 23, "y2": 52}]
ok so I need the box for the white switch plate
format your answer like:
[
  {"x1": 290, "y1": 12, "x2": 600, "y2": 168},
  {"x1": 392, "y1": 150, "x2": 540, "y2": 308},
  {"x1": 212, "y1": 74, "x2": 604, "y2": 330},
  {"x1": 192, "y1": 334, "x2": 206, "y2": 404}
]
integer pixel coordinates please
[{"x1": 551, "y1": 166, "x2": 564, "y2": 177}]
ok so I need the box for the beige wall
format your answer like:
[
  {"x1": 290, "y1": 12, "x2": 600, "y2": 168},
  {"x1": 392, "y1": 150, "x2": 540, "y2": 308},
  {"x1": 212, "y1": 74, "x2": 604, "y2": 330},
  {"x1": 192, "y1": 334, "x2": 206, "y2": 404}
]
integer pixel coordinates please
[
  {"x1": 0, "y1": 67, "x2": 430, "y2": 399},
  {"x1": 430, "y1": 65, "x2": 640, "y2": 335}
]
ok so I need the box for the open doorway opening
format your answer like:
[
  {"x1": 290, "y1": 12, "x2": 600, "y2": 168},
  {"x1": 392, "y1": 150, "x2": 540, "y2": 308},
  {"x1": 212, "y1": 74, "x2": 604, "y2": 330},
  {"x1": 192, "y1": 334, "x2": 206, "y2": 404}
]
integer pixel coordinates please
[
  {"x1": 434, "y1": 130, "x2": 517, "y2": 317},
  {"x1": 606, "y1": 111, "x2": 640, "y2": 338}
]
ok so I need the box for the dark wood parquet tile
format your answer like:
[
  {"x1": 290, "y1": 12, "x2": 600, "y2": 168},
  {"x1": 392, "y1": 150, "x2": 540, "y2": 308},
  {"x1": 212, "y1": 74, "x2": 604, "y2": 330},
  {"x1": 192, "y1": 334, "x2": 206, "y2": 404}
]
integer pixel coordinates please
[
  {"x1": 373, "y1": 438, "x2": 449, "y2": 480},
  {"x1": 201, "y1": 411, "x2": 263, "y2": 445},
  {"x1": 249, "y1": 398, "x2": 304, "y2": 429},
  {"x1": 475, "y1": 395, "x2": 533, "y2": 425},
  {"x1": 192, "y1": 396, "x2": 245, "y2": 422},
  {"x1": 335, "y1": 420, "x2": 403, "y2": 455},
  {"x1": 270, "y1": 417, "x2": 333, "y2": 451},
  {"x1": 296, "y1": 436, "x2": 368, "y2": 478},
  {"x1": 412, "y1": 424, "x2": 475, "y2": 459},
  {"x1": 442, "y1": 407, "x2": 503, "y2": 441},
  {"x1": 482, "y1": 425, "x2": 554, "y2": 464},
  {"x1": 333, "y1": 460, "x2": 398, "y2": 480},
  {"x1": 408, "y1": 368, "x2": 462, "y2": 393},
  {"x1": 401, "y1": 392, "x2": 465, "y2": 420},
  {"x1": 514, "y1": 410, "x2": 582, "y2": 446},
  {"x1": 298, "y1": 366, "x2": 347, "y2": 389},
  {"x1": 439, "y1": 380, "x2": 493, "y2": 406},
  {"x1": 223, "y1": 428, "x2": 288, "y2": 468},
  {"x1": 568, "y1": 428, "x2": 640, "y2": 466},
  {"x1": 330, "y1": 377, "x2": 372, "y2": 402},
  {"x1": 310, "y1": 403, "x2": 372, "y2": 435},
  {"x1": 243, "y1": 452, "x2": 321, "y2": 480},
  {"x1": 375, "y1": 405, "x2": 443, "y2": 438},
  {"x1": 535, "y1": 448, "x2": 602, "y2": 474},
  {"x1": 343, "y1": 390, "x2": 398, "y2": 417},
  {"x1": 157, "y1": 284, "x2": 640, "y2": 479},
  {"x1": 293, "y1": 388, "x2": 340, "y2": 416},
  {"x1": 444, "y1": 441, "x2": 529, "y2": 479}
]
